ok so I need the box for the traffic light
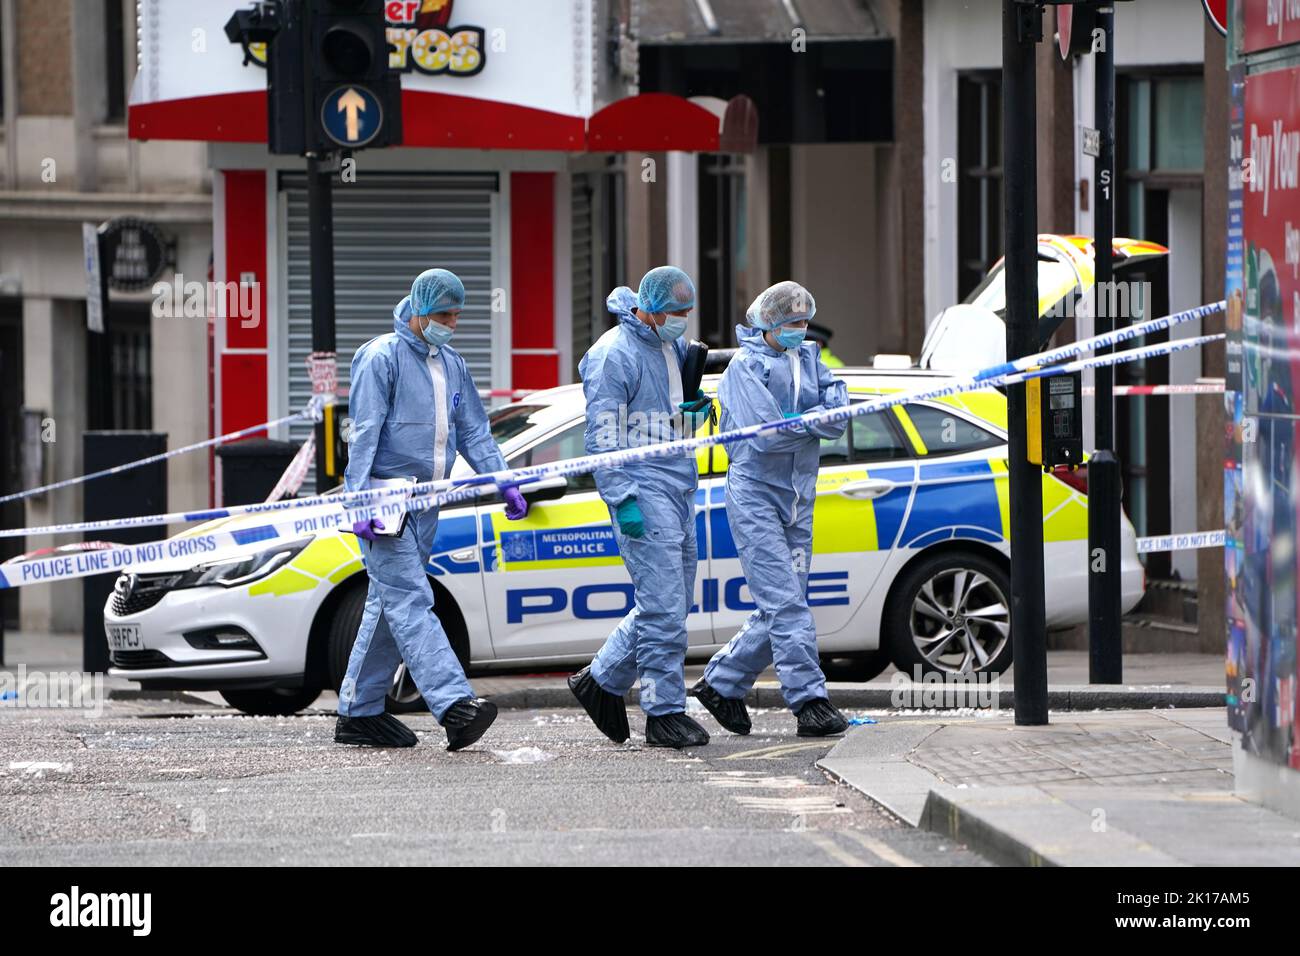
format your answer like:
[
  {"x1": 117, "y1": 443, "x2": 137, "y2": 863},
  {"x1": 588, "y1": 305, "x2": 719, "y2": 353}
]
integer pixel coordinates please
[
  {"x1": 307, "y1": 0, "x2": 402, "y2": 152},
  {"x1": 226, "y1": 0, "x2": 402, "y2": 156}
]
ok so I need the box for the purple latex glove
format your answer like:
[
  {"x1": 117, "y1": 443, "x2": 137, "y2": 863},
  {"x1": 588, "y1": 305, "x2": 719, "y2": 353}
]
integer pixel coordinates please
[
  {"x1": 351, "y1": 517, "x2": 385, "y2": 542},
  {"x1": 502, "y1": 484, "x2": 529, "y2": 521}
]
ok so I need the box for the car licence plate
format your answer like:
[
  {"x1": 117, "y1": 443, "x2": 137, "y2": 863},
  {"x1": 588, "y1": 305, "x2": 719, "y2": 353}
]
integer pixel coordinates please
[{"x1": 106, "y1": 623, "x2": 142, "y2": 651}]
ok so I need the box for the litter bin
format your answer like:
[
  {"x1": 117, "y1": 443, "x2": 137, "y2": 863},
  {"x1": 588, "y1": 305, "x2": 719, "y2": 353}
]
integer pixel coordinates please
[{"x1": 216, "y1": 439, "x2": 301, "y2": 506}]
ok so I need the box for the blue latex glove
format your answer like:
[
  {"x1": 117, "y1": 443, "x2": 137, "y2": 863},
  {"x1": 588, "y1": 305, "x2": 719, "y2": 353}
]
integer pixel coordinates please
[
  {"x1": 351, "y1": 517, "x2": 385, "y2": 542},
  {"x1": 615, "y1": 498, "x2": 645, "y2": 538},
  {"x1": 783, "y1": 411, "x2": 801, "y2": 418},
  {"x1": 678, "y1": 390, "x2": 712, "y2": 432},
  {"x1": 501, "y1": 483, "x2": 529, "y2": 521}
]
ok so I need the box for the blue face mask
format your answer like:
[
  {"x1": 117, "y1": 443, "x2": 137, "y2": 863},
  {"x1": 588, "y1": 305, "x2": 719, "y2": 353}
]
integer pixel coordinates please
[
  {"x1": 775, "y1": 326, "x2": 807, "y2": 350},
  {"x1": 656, "y1": 315, "x2": 688, "y2": 342},
  {"x1": 419, "y1": 315, "x2": 454, "y2": 349}
]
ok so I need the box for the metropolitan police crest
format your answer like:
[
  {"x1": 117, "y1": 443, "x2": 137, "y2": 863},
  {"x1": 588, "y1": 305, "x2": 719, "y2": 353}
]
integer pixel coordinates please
[{"x1": 500, "y1": 532, "x2": 536, "y2": 563}]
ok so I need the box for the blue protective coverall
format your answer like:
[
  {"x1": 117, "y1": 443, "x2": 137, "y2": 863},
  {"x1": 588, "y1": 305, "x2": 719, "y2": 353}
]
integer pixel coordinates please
[
  {"x1": 703, "y1": 323, "x2": 849, "y2": 710},
  {"x1": 580, "y1": 287, "x2": 698, "y2": 716},
  {"x1": 338, "y1": 296, "x2": 508, "y2": 721}
]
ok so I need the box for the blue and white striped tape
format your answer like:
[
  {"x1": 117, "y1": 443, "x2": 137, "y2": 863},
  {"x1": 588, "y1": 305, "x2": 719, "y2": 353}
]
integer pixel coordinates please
[
  {"x1": 0, "y1": 395, "x2": 326, "y2": 506},
  {"x1": 0, "y1": 315, "x2": 1225, "y2": 589},
  {"x1": 0, "y1": 299, "x2": 1226, "y2": 544}
]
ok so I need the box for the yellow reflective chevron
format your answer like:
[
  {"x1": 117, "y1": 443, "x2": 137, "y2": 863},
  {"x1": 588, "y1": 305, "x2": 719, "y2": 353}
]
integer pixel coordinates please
[
  {"x1": 249, "y1": 536, "x2": 362, "y2": 597},
  {"x1": 934, "y1": 391, "x2": 1008, "y2": 432},
  {"x1": 813, "y1": 469, "x2": 880, "y2": 552},
  {"x1": 989, "y1": 458, "x2": 1011, "y2": 538},
  {"x1": 293, "y1": 536, "x2": 356, "y2": 578},
  {"x1": 249, "y1": 567, "x2": 318, "y2": 597},
  {"x1": 1041, "y1": 470, "x2": 1089, "y2": 542},
  {"x1": 893, "y1": 407, "x2": 928, "y2": 455}
]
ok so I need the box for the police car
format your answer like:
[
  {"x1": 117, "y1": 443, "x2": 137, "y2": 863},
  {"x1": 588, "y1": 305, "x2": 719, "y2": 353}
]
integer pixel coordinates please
[
  {"x1": 102, "y1": 366, "x2": 1145, "y2": 715},
  {"x1": 103, "y1": 235, "x2": 1159, "y2": 715}
]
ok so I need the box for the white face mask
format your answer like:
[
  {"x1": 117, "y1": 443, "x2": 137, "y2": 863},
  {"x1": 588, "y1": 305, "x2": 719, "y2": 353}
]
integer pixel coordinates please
[
  {"x1": 656, "y1": 315, "x2": 688, "y2": 342},
  {"x1": 419, "y1": 315, "x2": 454, "y2": 349}
]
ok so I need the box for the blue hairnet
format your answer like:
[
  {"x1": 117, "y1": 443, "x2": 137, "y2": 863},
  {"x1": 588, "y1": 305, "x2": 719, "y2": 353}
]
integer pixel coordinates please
[
  {"x1": 410, "y1": 268, "x2": 465, "y2": 315},
  {"x1": 747, "y1": 281, "x2": 816, "y2": 330},
  {"x1": 637, "y1": 266, "x2": 696, "y2": 314}
]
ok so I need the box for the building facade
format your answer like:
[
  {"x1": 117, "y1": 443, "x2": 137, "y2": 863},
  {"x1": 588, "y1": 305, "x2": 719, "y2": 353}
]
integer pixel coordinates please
[{"x1": 0, "y1": 0, "x2": 212, "y2": 634}]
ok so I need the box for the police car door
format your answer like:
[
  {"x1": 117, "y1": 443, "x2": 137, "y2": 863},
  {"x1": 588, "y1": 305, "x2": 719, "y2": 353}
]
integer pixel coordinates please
[
  {"x1": 705, "y1": 392, "x2": 916, "y2": 650},
  {"x1": 477, "y1": 420, "x2": 702, "y2": 661}
]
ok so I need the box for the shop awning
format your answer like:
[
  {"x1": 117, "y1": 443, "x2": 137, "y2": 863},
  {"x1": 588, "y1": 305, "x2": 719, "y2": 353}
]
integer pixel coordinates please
[
  {"x1": 130, "y1": 89, "x2": 754, "y2": 153},
  {"x1": 128, "y1": 0, "x2": 757, "y2": 154}
]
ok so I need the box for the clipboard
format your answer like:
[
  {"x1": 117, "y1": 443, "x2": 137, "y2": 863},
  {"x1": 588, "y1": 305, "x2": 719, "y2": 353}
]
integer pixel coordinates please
[{"x1": 368, "y1": 476, "x2": 415, "y2": 537}]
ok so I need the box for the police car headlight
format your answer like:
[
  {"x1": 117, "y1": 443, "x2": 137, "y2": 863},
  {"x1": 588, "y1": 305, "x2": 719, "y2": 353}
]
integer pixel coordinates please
[{"x1": 177, "y1": 537, "x2": 313, "y2": 589}]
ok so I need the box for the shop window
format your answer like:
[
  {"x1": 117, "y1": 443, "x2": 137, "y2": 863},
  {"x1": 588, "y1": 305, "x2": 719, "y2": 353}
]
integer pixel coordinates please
[
  {"x1": 105, "y1": 0, "x2": 126, "y2": 123},
  {"x1": 87, "y1": 304, "x2": 152, "y2": 430},
  {"x1": 1117, "y1": 72, "x2": 1204, "y2": 238},
  {"x1": 957, "y1": 71, "x2": 1004, "y2": 300},
  {"x1": 698, "y1": 153, "x2": 749, "y2": 348}
]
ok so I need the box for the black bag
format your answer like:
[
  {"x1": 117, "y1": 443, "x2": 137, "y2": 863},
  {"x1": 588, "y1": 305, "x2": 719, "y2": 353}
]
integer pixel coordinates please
[{"x1": 680, "y1": 340, "x2": 710, "y2": 410}]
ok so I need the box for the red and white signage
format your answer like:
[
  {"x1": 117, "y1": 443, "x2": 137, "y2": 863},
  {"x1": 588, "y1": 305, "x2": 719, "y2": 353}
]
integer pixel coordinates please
[
  {"x1": 1243, "y1": 66, "x2": 1300, "y2": 374},
  {"x1": 1242, "y1": 0, "x2": 1300, "y2": 54}
]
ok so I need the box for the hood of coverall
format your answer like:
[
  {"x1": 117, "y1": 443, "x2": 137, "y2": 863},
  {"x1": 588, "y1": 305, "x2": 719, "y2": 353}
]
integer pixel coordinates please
[{"x1": 608, "y1": 286, "x2": 666, "y2": 348}]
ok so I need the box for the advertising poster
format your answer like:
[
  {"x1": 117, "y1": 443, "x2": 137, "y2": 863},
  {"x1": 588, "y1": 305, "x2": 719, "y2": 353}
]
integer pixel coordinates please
[{"x1": 1239, "y1": 63, "x2": 1300, "y2": 768}]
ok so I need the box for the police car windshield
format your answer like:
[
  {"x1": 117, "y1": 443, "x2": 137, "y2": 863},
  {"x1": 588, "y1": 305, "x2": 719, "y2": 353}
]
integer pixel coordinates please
[{"x1": 490, "y1": 404, "x2": 547, "y2": 444}]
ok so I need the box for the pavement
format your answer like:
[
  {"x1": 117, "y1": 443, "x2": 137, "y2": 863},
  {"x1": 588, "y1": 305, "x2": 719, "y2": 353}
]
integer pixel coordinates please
[{"x1": 819, "y1": 708, "x2": 1300, "y2": 866}]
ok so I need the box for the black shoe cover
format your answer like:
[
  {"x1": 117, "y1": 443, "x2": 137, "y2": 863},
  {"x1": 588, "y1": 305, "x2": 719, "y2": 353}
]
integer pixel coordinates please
[
  {"x1": 689, "y1": 678, "x2": 751, "y2": 735},
  {"x1": 567, "y1": 665, "x2": 630, "y2": 743},
  {"x1": 334, "y1": 713, "x2": 418, "y2": 748},
  {"x1": 443, "y1": 697, "x2": 498, "y2": 751},
  {"x1": 645, "y1": 712, "x2": 710, "y2": 749},
  {"x1": 796, "y1": 698, "x2": 849, "y2": 737}
]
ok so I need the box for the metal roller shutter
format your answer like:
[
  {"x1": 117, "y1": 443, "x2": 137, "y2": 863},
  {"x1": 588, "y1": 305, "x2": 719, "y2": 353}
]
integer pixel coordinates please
[
  {"x1": 281, "y1": 173, "x2": 498, "y2": 491},
  {"x1": 571, "y1": 173, "x2": 594, "y2": 378}
]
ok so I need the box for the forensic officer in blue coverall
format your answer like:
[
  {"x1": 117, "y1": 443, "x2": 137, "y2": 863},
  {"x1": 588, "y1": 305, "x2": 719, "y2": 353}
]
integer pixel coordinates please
[
  {"x1": 567, "y1": 266, "x2": 712, "y2": 749},
  {"x1": 691, "y1": 281, "x2": 851, "y2": 737},
  {"x1": 335, "y1": 268, "x2": 529, "y2": 750}
]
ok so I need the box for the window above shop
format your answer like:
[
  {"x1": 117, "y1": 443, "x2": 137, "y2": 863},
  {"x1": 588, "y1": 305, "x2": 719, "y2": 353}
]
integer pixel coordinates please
[{"x1": 636, "y1": 0, "x2": 893, "y2": 144}]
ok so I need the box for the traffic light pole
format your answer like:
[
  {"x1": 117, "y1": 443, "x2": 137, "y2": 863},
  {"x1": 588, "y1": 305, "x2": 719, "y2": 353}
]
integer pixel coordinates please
[
  {"x1": 1004, "y1": 0, "x2": 1048, "y2": 725},
  {"x1": 307, "y1": 153, "x2": 337, "y2": 493},
  {"x1": 1088, "y1": 5, "x2": 1123, "y2": 683}
]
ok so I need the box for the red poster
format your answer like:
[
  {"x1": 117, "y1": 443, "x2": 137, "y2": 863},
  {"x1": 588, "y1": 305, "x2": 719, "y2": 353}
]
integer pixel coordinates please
[{"x1": 1243, "y1": 0, "x2": 1300, "y2": 54}]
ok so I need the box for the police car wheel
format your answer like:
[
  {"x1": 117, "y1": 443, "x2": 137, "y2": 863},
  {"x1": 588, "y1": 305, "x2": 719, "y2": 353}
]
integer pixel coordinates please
[
  {"x1": 219, "y1": 687, "x2": 322, "y2": 716},
  {"x1": 886, "y1": 551, "x2": 1013, "y2": 678},
  {"x1": 326, "y1": 578, "x2": 470, "y2": 714}
]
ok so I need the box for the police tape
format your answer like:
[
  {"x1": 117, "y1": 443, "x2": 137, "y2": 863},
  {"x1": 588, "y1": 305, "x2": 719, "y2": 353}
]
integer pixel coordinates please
[
  {"x1": 0, "y1": 302, "x2": 1225, "y2": 549},
  {"x1": 0, "y1": 395, "x2": 326, "y2": 506},
  {"x1": 0, "y1": 496, "x2": 430, "y2": 590},
  {"x1": 1083, "y1": 383, "x2": 1226, "y2": 396},
  {"x1": 0, "y1": 330, "x2": 1224, "y2": 588},
  {"x1": 1136, "y1": 530, "x2": 1225, "y2": 553},
  {"x1": 972, "y1": 300, "x2": 1226, "y2": 382}
]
